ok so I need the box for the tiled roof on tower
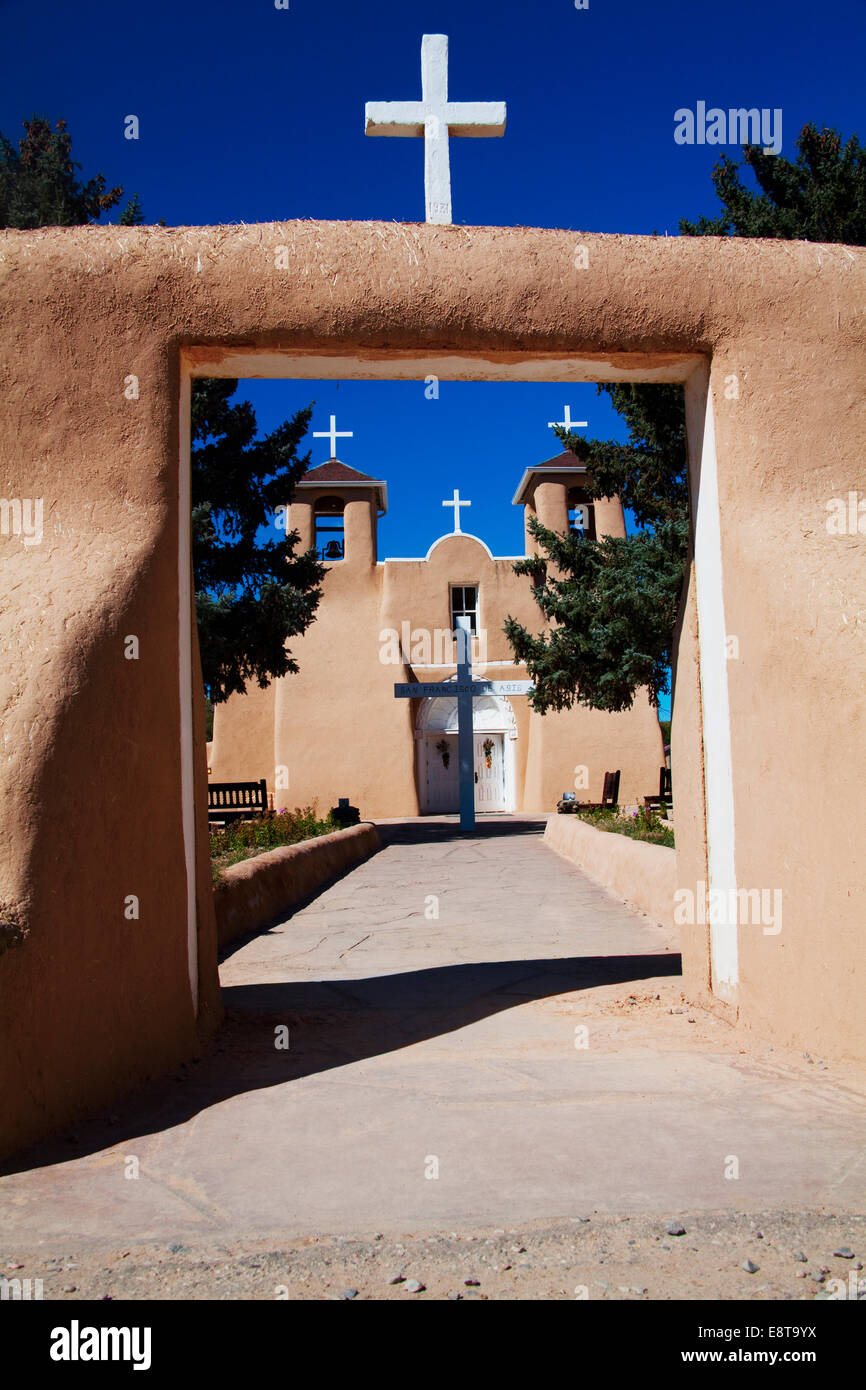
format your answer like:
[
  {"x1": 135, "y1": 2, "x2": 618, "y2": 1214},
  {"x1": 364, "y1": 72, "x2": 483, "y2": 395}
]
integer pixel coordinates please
[
  {"x1": 511, "y1": 451, "x2": 588, "y2": 506},
  {"x1": 302, "y1": 460, "x2": 380, "y2": 484},
  {"x1": 297, "y1": 459, "x2": 388, "y2": 511}
]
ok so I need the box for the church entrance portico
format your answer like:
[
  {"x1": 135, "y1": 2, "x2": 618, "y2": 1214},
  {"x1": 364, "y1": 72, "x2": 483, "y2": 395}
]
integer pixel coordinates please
[{"x1": 417, "y1": 690, "x2": 515, "y2": 814}]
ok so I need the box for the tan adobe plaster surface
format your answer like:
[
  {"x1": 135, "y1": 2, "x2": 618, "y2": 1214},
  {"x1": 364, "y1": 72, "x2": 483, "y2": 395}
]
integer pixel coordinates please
[{"x1": 1, "y1": 220, "x2": 864, "y2": 1158}]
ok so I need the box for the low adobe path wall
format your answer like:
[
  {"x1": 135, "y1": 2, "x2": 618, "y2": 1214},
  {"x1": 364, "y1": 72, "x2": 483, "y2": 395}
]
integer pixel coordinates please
[
  {"x1": 214, "y1": 823, "x2": 381, "y2": 948},
  {"x1": 544, "y1": 814, "x2": 676, "y2": 930}
]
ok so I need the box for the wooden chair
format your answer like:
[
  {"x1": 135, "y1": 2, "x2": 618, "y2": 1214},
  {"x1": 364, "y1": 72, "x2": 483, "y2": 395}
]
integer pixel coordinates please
[
  {"x1": 644, "y1": 767, "x2": 672, "y2": 812},
  {"x1": 558, "y1": 770, "x2": 620, "y2": 813}
]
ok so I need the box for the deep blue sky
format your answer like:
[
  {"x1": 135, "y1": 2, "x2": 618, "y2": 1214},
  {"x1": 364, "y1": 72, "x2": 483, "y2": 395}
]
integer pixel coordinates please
[
  {"x1": 5, "y1": 0, "x2": 862, "y2": 232},
  {"x1": 4, "y1": 0, "x2": 864, "y2": 714}
]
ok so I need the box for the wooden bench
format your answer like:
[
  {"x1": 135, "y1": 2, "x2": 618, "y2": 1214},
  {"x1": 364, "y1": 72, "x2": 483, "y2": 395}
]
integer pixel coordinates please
[
  {"x1": 557, "y1": 769, "x2": 621, "y2": 813},
  {"x1": 208, "y1": 779, "x2": 270, "y2": 825},
  {"x1": 644, "y1": 766, "x2": 672, "y2": 812}
]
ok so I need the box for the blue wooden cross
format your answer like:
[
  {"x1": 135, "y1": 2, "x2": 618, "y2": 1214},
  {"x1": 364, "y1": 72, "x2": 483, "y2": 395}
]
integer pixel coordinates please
[{"x1": 394, "y1": 622, "x2": 533, "y2": 831}]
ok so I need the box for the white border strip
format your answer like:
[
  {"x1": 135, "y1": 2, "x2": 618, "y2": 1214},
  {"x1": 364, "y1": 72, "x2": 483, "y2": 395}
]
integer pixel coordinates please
[
  {"x1": 187, "y1": 351, "x2": 703, "y2": 385},
  {"x1": 178, "y1": 374, "x2": 198, "y2": 1013},
  {"x1": 690, "y1": 369, "x2": 738, "y2": 996}
]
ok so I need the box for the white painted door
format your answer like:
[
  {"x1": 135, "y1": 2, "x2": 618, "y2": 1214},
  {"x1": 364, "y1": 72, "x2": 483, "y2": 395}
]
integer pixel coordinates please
[
  {"x1": 474, "y1": 733, "x2": 506, "y2": 812},
  {"x1": 426, "y1": 734, "x2": 459, "y2": 812}
]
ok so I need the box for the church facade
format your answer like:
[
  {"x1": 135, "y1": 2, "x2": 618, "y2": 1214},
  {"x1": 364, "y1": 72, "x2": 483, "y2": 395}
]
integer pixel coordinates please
[{"x1": 209, "y1": 451, "x2": 664, "y2": 818}]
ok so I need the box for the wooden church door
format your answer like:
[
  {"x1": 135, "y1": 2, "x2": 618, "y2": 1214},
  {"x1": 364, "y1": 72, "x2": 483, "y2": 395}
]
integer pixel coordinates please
[
  {"x1": 426, "y1": 733, "x2": 459, "y2": 812},
  {"x1": 473, "y1": 733, "x2": 506, "y2": 811}
]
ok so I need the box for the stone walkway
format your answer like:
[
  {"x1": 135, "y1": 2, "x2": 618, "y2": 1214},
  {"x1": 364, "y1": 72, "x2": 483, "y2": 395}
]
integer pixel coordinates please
[{"x1": 2, "y1": 818, "x2": 865, "y2": 1263}]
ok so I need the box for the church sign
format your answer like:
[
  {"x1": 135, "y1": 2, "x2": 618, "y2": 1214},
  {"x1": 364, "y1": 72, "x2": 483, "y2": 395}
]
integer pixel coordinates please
[{"x1": 394, "y1": 679, "x2": 533, "y2": 699}]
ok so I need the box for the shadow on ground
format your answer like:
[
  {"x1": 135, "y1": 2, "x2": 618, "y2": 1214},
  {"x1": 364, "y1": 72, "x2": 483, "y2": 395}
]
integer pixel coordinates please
[
  {"x1": 374, "y1": 815, "x2": 548, "y2": 847},
  {"x1": 3, "y1": 952, "x2": 681, "y2": 1175}
]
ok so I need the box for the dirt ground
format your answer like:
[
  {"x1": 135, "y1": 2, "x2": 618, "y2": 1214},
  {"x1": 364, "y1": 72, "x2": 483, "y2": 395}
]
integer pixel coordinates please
[{"x1": 7, "y1": 1204, "x2": 865, "y2": 1302}]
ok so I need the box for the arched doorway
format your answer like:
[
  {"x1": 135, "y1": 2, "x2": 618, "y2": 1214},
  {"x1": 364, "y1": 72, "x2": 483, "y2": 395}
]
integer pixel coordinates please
[{"x1": 415, "y1": 688, "x2": 517, "y2": 814}]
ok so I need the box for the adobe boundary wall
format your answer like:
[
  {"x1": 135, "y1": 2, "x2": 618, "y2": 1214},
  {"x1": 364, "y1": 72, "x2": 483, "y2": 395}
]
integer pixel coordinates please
[
  {"x1": 544, "y1": 815, "x2": 676, "y2": 931},
  {"x1": 214, "y1": 823, "x2": 381, "y2": 947},
  {"x1": 2, "y1": 219, "x2": 865, "y2": 1159}
]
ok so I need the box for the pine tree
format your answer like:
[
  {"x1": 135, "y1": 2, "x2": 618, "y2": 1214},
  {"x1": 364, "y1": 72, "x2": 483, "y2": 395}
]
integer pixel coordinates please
[
  {"x1": 118, "y1": 193, "x2": 145, "y2": 225},
  {"x1": 192, "y1": 381, "x2": 325, "y2": 703},
  {"x1": 509, "y1": 122, "x2": 865, "y2": 714},
  {"x1": 505, "y1": 386, "x2": 689, "y2": 713},
  {"x1": 679, "y1": 123, "x2": 866, "y2": 243},
  {"x1": 0, "y1": 116, "x2": 123, "y2": 228},
  {"x1": 0, "y1": 116, "x2": 316, "y2": 702}
]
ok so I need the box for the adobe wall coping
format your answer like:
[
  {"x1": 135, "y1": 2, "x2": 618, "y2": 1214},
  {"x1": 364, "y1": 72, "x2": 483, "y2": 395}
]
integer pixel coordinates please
[{"x1": 3, "y1": 222, "x2": 862, "y2": 374}]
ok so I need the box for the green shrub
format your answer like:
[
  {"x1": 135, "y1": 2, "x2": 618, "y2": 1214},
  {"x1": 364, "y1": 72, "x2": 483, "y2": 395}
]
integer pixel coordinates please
[
  {"x1": 576, "y1": 805, "x2": 674, "y2": 848},
  {"x1": 210, "y1": 805, "x2": 336, "y2": 882}
]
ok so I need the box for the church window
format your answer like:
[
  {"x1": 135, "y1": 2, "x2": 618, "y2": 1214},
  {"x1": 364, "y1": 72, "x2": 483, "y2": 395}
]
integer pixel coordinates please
[{"x1": 450, "y1": 584, "x2": 478, "y2": 634}]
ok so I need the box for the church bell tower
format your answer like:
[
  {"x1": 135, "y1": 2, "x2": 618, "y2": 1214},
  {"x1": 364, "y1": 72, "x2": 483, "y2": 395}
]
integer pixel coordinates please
[
  {"x1": 291, "y1": 460, "x2": 388, "y2": 569},
  {"x1": 511, "y1": 451, "x2": 627, "y2": 553}
]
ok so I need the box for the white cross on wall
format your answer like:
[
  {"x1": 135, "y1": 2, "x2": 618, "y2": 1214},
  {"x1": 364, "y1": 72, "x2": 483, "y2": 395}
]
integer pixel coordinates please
[
  {"x1": 548, "y1": 406, "x2": 588, "y2": 435},
  {"x1": 313, "y1": 414, "x2": 353, "y2": 459},
  {"x1": 443, "y1": 488, "x2": 471, "y2": 534},
  {"x1": 365, "y1": 34, "x2": 506, "y2": 226}
]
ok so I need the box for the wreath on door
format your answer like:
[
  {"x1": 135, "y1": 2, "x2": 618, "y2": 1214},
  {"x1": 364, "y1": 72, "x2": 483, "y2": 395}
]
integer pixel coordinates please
[
  {"x1": 482, "y1": 737, "x2": 495, "y2": 769},
  {"x1": 435, "y1": 738, "x2": 450, "y2": 769}
]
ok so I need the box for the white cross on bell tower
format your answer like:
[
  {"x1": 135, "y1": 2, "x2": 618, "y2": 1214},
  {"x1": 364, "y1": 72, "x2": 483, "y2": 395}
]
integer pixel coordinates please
[
  {"x1": 313, "y1": 414, "x2": 353, "y2": 460},
  {"x1": 548, "y1": 405, "x2": 588, "y2": 435},
  {"x1": 443, "y1": 488, "x2": 471, "y2": 534}
]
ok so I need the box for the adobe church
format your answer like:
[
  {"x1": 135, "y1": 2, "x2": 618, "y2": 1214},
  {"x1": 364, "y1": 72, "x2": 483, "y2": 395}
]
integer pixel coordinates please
[{"x1": 209, "y1": 447, "x2": 664, "y2": 818}]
